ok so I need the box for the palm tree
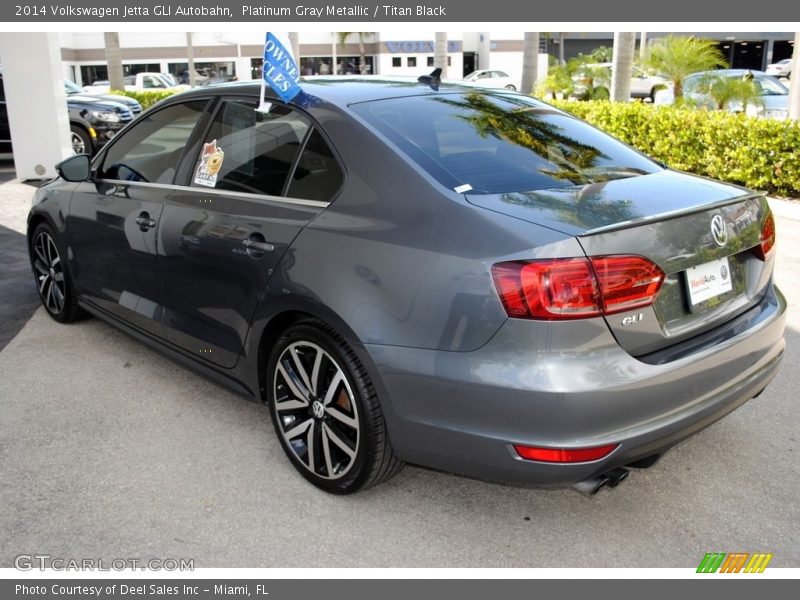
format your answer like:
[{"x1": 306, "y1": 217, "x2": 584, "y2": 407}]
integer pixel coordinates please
[
  {"x1": 520, "y1": 32, "x2": 540, "y2": 95},
  {"x1": 337, "y1": 32, "x2": 372, "y2": 75},
  {"x1": 103, "y1": 33, "x2": 124, "y2": 91},
  {"x1": 611, "y1": 32, "x2": 636, "y2": 102},
  {"x1": 185, "y1": 32, "x2": 196, "y2": 87},
  {"x1": 434, "y1": 32, "x2": 448, "y2": 78},
  {"x1": 789, "y1": 32, "x2": 800, "y2": 121},
  {"x1": 698, "y1": 73, "x2": 763, "y2": 112},
  {"x1": 645, "y1": 34, "x2": 726, "y2": 100}
]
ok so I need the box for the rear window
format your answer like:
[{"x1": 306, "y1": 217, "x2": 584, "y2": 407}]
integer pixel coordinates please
[{"x1": 351, "y1": 92, "x2": 660, "y2": 194}]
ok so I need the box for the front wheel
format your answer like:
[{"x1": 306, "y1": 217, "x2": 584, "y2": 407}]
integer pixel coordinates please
[
  {"x1": 70, "y1": 125, "x2": 93, "y2": 155},
  {"x1": 267, "y1": 321, "x2": 403, "y2": 494},
  {"x1": 504, "y1": 84, "x2": 517, "y2": 91},
  {"x1": 29, "y1": 223, "x2": 85, "y2": 323}
]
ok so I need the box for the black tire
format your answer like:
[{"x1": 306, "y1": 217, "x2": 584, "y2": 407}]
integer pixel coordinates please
[
  {"x1": 29, "y1": 223, "x2": 85, "y2": 323},
  {"x1": 266, "y1": 320, "x2": 403, "y2": 494},
  {"x1": 504, "y1": 84, "x2": 517, "y2": 91},
  {"x1": 70, "y1": 125, "x2": 93, "y2": 155}
]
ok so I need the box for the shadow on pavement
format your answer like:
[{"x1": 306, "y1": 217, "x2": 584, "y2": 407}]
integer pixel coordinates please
[{"x1": 0, "y1": 223, "x2": 40, "y2": 350}]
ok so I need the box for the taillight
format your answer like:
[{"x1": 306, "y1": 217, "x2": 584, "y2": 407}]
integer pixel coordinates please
[
  {"x1": 592, "y1": 256, "x2": 665, "y2": 315},
  {"x1": 755, "y1": 212, "x2": 776, "y2": 260},
  {"x1": 514, "y1": 443, "x2": 619, "y2": 463},
  {"x1": 492, "y1": 256, "x2": 664, "y2": 320}
]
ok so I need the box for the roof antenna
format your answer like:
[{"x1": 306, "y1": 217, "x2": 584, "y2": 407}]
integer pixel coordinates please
[{"x1": 418, "y1": 68, "x2": 442, "y2": 91}]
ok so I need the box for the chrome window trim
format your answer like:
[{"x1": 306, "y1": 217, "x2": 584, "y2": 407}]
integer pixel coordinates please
[{"x1": 99, "y1": 178, "x2": 331, "y2": 209}]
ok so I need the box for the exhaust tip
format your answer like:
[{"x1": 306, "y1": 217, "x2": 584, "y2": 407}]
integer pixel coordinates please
[
  {"x1": 573, "y1": 467, "x2": 630, "y2": 495},
  {"x1": 572, "y1": 476, "x2": 610, "y2": 495}
]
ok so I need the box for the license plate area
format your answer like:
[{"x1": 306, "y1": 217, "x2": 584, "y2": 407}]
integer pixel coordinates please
[{"x1": 684, "y1": 257, "x2": 734, "y2": 311}]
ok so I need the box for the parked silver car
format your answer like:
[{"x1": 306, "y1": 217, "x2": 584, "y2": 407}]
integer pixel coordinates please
[{"x1": 655, "y1": 69, "x2": 790, "y2": 119}]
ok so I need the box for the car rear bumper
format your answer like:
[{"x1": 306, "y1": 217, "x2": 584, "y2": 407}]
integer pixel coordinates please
[{"x1": 365, "y1": 283, "x2": 786, "y2": 487}]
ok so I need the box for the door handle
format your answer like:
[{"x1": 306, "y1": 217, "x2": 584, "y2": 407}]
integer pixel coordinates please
[
  {"x1": 135, "y1": 212, "x2": 157, "y2": 232},
  {"x1": 242, "y1": 239, "x2": 275, "y2": 254},
  {"x1": 242, "y1": 236, "x2": 275, "y2": 256}
]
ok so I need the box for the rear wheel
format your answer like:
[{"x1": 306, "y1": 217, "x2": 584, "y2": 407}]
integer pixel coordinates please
[
  {"x1": 267, "y1": 321, "x2": 402, "y2": 493},
  {"x1": 504, "y1": 84, "x2": 517, "y2": 91},
  {"x1": 29, "y1": 223, "x2": 84, "y2": 323}
]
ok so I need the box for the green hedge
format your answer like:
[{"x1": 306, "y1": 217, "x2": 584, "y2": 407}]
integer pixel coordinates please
[
  {"x1": 110, "y1": 89, "x2": 179, "y2": 110},
  {"x1": 548, "y1": 100, "x2": 800, "y2": 197}
]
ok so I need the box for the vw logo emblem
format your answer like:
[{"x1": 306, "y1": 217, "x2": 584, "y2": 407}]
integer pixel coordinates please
[
  {"x1": 312, "y1": 401, "x2": 325, "y2": 419},
  {"x1": 711, "y1": 214, "x2": 728, "y2": 248}
]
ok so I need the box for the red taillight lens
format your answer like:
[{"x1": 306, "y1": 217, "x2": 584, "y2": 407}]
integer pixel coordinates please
[
  {"x1": 755, "y1": 212, "x2": 776, "y2": 260},
  {"x1": 492, "y1": 256, "x2": 664, "y2": 320},
  {"x1": 492, "y1": 259, "x2": 602, "y2": 320},
  {"x1": 514, "y1": 443, "x2": 619, "y2": 463},
  {"x1": 592, "y1": 256, "x2": 666, "y2": 315}
]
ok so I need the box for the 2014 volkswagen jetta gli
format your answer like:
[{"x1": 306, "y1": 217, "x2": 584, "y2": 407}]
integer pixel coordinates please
[{"x1": 28, "y1": 78, "x2": 786, "y2": 494}]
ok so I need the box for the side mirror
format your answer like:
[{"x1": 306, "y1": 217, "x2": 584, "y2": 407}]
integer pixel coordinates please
[{"x1": 57, "y1": 154, "x2": 91, "y2": 182}]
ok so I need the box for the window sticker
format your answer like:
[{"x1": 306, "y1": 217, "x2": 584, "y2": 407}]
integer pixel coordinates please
[{"x1": 194, "y1": 140, "x2": 225, "y2": 187}]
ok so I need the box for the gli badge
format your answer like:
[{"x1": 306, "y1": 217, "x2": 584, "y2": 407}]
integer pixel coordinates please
[{"x1": 621, "y1": 313, "x2": 644, "y2": 326}]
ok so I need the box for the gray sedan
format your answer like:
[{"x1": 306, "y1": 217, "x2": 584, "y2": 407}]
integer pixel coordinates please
[{"x1": 28, "y1": 78, "x2": 785, "y2": 494}]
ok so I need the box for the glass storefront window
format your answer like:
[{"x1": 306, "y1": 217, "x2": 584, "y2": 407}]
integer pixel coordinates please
[
  {"x1": 167, "y1": 61, "x2": 237, "y2": 85},
  {"x1": 251, "y1": 56, "x2": 374, "y2": 78}
]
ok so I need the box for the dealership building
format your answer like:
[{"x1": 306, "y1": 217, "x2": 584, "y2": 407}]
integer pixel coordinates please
[{"x1": 58, "y1": 31, "x2": 795, "y2": 87}]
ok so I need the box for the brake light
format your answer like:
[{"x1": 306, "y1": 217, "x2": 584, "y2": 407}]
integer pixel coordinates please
[
  {"x1": 492, "y1": 256, "x2": 665, "y2": 320},
  {"x1": 514, "y1": 443, "x2": 619, "y2": 463},
  {"x1": 755, "y1": 212, "x2": 776, "y2": 260},
  {"x1": 592, "y1": 256, "x2": 665, "y2": 315}
]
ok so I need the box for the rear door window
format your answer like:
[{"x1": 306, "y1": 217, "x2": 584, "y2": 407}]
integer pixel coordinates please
[{"x1": 191, "y1": 99, "x2": 311, "y2": 197}]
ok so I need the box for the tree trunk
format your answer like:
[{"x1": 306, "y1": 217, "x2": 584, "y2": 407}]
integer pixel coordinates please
[
  {"x1": 104, "y1": 33, "x2": 124, "y2": 91},
  {"x1": 186, "y1": 32, "x2": 197, "y2": 87},
  {"x1": 611, "y1": 32, "x2": 636, "y2": 102},
  {"x1": 359, "y1": 34, "x2": 367, "y2": 74},
  {"x1": 434, "y1": 32, "x2": 448, "y2": 78},
  {"x1": 558, "y1": 33, "x2": 565, "y2": 65},
  {"x1": 520, "y1": 32, "x2": 539, "y2": 95},
  {"x1": 289, "y1": 32, "x2": 300, "y2": 63},
  {"x1": 789, "y1": 32, "x2": 800, "y2": 121}
]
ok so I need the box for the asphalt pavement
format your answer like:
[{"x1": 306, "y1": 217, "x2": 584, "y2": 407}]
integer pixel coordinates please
[{"x1": 0, "y1": 170, "x2": 798, "y2": 568}]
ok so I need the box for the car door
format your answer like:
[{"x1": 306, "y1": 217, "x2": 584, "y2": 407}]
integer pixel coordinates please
[
  {"x1": 66, "y1": 99, "x2": 210, "y2": 336},
  {"x1": 157, "y1": 97, "x2": 342, "y2": 368}
]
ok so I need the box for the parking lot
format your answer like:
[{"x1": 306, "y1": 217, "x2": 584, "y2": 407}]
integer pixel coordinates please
[{"x1": 1, "y1": 167, "x2": 798, "y2": 568}]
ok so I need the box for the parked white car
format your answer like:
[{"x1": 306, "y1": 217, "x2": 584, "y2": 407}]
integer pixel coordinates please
[
  {"x1": 82, "y1": 73, "x2": 187, "y2": 94},
  {"x1": 765, "y1": 59, "x2": 792, "y2": 79},
  {"x1": 463, "y1": 69, "x2": 520, "y2": 91},
  {"x1": 573, "y1": 63, "x2": 667, "y2": 101}
]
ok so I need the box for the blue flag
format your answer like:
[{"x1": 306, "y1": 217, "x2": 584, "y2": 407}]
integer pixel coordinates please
[{"x1": 262, "y1": 32, "x2": 301, "y2": 104}]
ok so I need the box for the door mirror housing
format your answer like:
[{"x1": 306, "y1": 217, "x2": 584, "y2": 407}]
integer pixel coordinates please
[{"x1": 57, "y1": 154, "x2": 91, "y2": 182}]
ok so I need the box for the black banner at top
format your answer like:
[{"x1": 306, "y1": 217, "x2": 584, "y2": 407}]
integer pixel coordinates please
[{"x1": 2, "y1": 0, "x2": 799, "y2": 22}]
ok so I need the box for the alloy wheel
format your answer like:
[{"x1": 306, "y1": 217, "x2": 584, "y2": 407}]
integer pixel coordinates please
[
  {"x1": 32, "y1": 231, "x2": 66, "y2": 314},
  {"x1": 272, "y1": 341, "x2": 360, "y2": 480},
  {"x1": 71, "y1": 131, "x2": 86, "y2": 154}
]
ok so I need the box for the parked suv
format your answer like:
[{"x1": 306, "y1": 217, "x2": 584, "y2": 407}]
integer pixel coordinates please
[{"x1": 0, "y1": 70, "x2": 141, "y2": 157}]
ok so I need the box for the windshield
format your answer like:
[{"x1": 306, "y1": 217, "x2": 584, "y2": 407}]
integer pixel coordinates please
[
  {"x1": 351, "y1": 92, "x2": 660, "y2": 194},
  {"x1": 64, "y1": 80, "x2": 82, "y2": 94},
  {"x1": 755, "y1": 75, "x2": 788, "y2": 95}
]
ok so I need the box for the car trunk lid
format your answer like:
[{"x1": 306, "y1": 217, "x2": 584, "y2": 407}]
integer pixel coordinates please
[{"x1": 466, "y1": 170, "x2": 775, "y2": 356}]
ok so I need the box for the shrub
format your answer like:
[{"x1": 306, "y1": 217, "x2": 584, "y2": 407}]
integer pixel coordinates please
[
  {"x1": 548, "y1": 100, "x2": 800, "y2": 197},
  {"x1": 110, "y1": 89, "x2": 179, "y2": 110}
]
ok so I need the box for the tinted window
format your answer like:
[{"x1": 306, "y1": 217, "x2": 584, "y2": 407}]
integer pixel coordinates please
[
  {"x1": 287, "y1": 129, "x2": 343, "y2": 201},
  {"x1": 352, "y1": 93, "x2": 660, "y2": 194},
  {"x1": 192, "y1": 99, "x2": 310, "y2": 196},
  {"x1": 99, "y1": 101, "x2": 207, "y2": 183}
]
